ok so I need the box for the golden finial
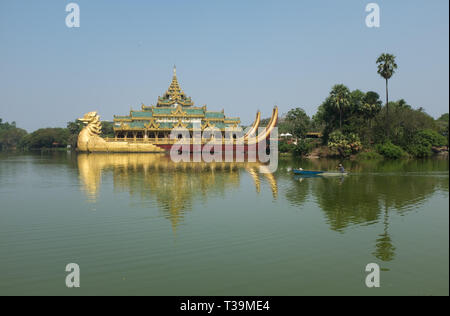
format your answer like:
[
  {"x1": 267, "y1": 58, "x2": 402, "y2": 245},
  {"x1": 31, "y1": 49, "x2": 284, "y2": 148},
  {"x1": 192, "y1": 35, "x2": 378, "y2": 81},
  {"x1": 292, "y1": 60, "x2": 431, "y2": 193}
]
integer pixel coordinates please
[{"x1": 173, "y1": 65, "x2": 176, "y2": 77}]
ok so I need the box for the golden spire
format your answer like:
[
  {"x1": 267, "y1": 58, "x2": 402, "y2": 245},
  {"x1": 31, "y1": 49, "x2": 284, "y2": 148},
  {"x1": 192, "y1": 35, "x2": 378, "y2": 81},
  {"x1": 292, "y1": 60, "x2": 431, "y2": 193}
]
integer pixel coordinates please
[
  {"x1": 168, "y1": 68, "x2": 181, "y2": 94},
  {"x1": 157, "y1": 67, "x2": 194, "y2": 106}
]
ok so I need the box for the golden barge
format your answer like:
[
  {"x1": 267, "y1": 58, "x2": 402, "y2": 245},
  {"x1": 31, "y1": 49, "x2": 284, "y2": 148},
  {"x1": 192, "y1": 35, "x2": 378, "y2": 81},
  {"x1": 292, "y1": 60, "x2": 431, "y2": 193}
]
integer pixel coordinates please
[{"x1": 77, "y1": 68, "x2": 277, "y2": 153}]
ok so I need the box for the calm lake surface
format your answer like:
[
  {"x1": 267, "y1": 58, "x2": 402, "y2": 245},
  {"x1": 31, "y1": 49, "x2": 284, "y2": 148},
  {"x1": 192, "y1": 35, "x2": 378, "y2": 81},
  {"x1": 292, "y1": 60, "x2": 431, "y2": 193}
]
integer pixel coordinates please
[{"x1": 0, "y1": 152, "x2": 448, "y2": 296}]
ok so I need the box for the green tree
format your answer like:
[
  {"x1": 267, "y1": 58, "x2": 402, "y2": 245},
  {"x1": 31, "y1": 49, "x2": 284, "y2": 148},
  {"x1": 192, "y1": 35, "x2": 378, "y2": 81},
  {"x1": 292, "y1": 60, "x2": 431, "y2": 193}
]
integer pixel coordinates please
[
  {"x1": 292, "y1": 139, "x2": 312, "y2": 157},
  {"x1": 67, "y1": 120, "x2": 84, "y2": 149},
  {"x1": 0, "y1": 127, "x2": 28, "y2": 150},
  {"x1": 67, "y1": 120, "x2": 83, "y2": 135},
  {"x1": 283, "y1": 107, "x2": 310, "y2": 138},
  {"x1": 330, "y1": 84, "x2": 351, "y2": 130},
  {"x1": 376, "y1": 53, "x2": 398, "y2": 137},
  {"x1": 360, "y1": 91, "x2": 382, "y2": 143},
  {"x1": 101, "y1": 121, "x2": 115, "y2": 137},
  {"x1": 328, "y1": 131, "x2": 362, "y2": 158},
  {"x1": 362, "y1": 92, "x2": 382, "y2": 121},
  {"x1": 314, "y1": 84, "x2": 355, "y2": 141},
  {"x1": 407, "y1": 129, "x2": 448, "y2": 157},
  {"x1": 278, "y1": 140, "x2": 296, "y2": 153},
  {"x1": 20, "y1": 128, "x2": 70, "y2": 149},
  {"x1": 0, "y1": 118, "x2": 28, "y2": 150},
  {"x1": 436, "y1": 113, "x2": 449, "y2": 141},
  {"x1": 371, "y1": 101, "x2": 436, "y2": 147},
  {"x1": 396, "y1": 99, "x2": 410, "y2": 109}
]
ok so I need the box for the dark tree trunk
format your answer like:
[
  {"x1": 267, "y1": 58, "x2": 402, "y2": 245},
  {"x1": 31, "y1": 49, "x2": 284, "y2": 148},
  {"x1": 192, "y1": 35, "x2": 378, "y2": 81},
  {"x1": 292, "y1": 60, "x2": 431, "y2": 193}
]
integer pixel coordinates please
[{"x1": 386, "y1": 78, "x2": 389, "y2": 138}]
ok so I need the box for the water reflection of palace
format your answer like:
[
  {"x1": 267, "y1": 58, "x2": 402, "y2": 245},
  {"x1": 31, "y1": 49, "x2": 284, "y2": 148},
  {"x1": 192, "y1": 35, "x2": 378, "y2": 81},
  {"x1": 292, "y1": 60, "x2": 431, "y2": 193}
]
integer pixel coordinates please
[{"x1": 77, "y1": 153, "x2": 277, "y2": 231}]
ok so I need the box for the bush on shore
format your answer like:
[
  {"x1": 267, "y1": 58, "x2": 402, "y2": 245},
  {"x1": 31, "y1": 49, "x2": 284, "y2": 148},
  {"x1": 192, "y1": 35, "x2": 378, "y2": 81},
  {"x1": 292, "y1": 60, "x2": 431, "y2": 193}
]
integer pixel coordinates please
[
  {"x1": 278, "y1": 141, "x2": 296, "y2": 154},
  {"x1": 327, "y1": 131, "x2": 362, "y2": 158},
  {"x1": 356, "y1": 151, "x2": 383, "y2": 160},
  {"x1": 293, "y1": 139, "x2": 312, "y2": 157},
  {"x1": 406, "y1": 129, "x2": 447, "y2": 158},
  {"x1": 376, "y1": 142, "x2": 408, "y2": 159}
]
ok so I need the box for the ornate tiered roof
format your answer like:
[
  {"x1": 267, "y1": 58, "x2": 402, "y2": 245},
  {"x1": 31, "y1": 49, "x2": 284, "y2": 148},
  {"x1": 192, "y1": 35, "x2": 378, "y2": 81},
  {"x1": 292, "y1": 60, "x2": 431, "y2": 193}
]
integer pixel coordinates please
[
  {"x1": 113, "y1": 68, "x2": 240, "y2": 131},
  {"x1": 156, "y1": 66, "x2": 194, "y2": 107}
]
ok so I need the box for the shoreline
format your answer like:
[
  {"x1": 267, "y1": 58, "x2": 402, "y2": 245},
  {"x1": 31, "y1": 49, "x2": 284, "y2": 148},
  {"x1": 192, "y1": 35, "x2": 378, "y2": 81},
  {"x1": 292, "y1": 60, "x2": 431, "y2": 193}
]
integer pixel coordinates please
[{"x1": 280, "y1": 146, "x2": 449, "y2": 161}]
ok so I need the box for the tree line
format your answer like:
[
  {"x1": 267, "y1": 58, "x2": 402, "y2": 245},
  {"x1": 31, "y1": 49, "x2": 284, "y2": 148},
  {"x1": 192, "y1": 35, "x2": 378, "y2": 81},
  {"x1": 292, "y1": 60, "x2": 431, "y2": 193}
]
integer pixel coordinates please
[
  {"x1": 0, "y1": 119, "x2": 114, "y2": 151},
  {"x1": 274, "y1": 54, "x2": 449, "y2": 159}
]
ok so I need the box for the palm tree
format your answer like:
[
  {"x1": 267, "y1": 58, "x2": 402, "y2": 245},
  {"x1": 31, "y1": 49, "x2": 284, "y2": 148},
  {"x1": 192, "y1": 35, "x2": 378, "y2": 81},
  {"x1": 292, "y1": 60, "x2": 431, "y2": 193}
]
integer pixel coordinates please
[
  {"x1": 397, "y1": 99, "x2": 410, "y2": 109},
  {"x1": 376, "y1": 53, "x2": 398, "y2": 137},
  {"x1": 330, "y1": 84, "x2": 351, "y2": 129}
]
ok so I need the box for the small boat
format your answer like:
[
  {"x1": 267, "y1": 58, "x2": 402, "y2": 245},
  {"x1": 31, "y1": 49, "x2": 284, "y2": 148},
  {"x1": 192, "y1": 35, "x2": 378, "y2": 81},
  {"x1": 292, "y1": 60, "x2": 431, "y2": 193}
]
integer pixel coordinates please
[
  {"x1": 293, "y1": 169, "x2": 348, "y2": 177},
  {"x1": 293, "y1": 169, "x2": 324, "y2": 175}
]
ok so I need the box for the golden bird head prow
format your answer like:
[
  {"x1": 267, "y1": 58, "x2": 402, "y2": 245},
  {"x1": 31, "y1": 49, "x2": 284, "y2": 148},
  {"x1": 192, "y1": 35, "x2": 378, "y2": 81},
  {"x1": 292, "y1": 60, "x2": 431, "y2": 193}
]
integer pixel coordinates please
[
  {"x1": 78, "y1": 111, "x2": 99, "y2": 124},
  {"x1": 78, "y1": 111, "x2": 102, "y2": 137}
]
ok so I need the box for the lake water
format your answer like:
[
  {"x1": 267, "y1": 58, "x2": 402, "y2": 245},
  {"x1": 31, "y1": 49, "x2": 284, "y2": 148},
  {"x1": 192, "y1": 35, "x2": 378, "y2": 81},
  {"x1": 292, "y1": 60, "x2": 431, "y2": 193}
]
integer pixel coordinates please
[{"x1": 0, "y1": 152, "x2": 448, "y2": 296}]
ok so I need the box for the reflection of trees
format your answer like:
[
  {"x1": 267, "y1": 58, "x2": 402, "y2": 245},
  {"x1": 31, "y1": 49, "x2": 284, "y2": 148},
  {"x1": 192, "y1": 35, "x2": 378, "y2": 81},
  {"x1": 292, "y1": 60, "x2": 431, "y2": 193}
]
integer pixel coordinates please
[
  {"x1": 282, "y1": 158, "x2": 448, "y2": 230},
  {"x1": 375, "y1": 173, "x2": 444, "y2": 213},
  {"x1": 313, "y1": 174, "x2": 443, "y2": 261},
  {"x1": 285, "y1": 176, "x2": 311, "y2": 208},
  {"x1": 77, "y1": 153, "x2": 277, "y2": 232},
  {"x1": 439, "y1": 176, "x2": 449, "y2": 192},
  {"x1": 373, "y1": 207, "x2": 395, "y2": 262},
  {"x1": 281, "y1": 156, "x2": 448, "y2": 262},
  {"x1": 313, "y1": 176, "x2": 381, "y2": 231}
]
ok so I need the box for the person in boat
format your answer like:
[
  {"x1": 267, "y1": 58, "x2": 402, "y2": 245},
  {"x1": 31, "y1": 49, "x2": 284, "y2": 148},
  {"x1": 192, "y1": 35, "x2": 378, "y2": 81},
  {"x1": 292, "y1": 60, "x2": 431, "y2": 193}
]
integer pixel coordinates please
[{"x1": 338, "y1": 164, "x2": 345, "y2": 173}]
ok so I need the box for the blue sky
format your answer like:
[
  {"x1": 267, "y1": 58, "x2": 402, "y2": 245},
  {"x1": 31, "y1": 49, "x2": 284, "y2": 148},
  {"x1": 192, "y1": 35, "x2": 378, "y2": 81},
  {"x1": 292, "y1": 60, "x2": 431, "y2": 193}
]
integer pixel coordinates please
[{"x1": 0, "y1": 0, "x2": 448, "y2": 131}]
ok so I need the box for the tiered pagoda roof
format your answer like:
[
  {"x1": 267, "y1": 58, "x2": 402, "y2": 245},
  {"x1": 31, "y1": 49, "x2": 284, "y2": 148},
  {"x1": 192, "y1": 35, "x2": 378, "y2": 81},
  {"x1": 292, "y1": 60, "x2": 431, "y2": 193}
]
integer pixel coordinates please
[
  {"x1": 113, "y1": 67, "x2": 241, "y2": 131},
  {"x1": 156, "y1": 66, "x2": 193, "y2": 107}
]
